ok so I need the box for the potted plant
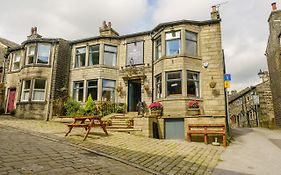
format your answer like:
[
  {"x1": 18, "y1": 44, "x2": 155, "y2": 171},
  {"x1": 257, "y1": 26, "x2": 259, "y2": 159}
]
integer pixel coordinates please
[
  {"x1": 187, "y1": 100, "x2": 200, "y2": 116},
  {"x1": 149, "y1": 101, "x2": 163, "y2": 117}
]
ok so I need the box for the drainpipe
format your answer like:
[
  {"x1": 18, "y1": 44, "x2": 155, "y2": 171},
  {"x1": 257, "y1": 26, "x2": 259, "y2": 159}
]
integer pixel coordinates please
[{"x1": 151, "y1": 33, "x2": 154, "y2": 103}]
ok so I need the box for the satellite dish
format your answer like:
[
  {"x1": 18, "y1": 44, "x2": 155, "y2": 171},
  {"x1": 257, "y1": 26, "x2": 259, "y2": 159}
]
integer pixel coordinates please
[{"x1": 203, "y1": 62, "x2": 209, "y2": 68}]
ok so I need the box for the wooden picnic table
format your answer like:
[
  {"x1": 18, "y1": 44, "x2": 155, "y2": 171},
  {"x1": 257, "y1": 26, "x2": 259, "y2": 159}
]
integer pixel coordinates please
[{"x1": 65, "y1": 116, "x2": 108, "y2": 141}]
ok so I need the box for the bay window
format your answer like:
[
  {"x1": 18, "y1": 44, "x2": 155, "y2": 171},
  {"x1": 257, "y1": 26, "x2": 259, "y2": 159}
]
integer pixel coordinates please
[
  {"x1": 166, "y1": 71, "x2": 182, "y2": 95},
  {"x1": 102, "y1": 79, "x2": 115, "y2": 102},
  {"x1": 166, "y1": 31, "x2": 181, "y2": 56},
  {"x1": 186, "y1": 31, "x2": 198, "y2": 56},
  {"x1": 75, "y1": 47, "x2": 86, "y2": 67},
  {"x1": 89, "y1": 45, "x2": 99, "y2": 66},
  {"x1": 187, "y1": 71, "x2": 200, "y2": 97},
  {"x1": 104, "y1": 45, "x2": 117, "y2": 66}
]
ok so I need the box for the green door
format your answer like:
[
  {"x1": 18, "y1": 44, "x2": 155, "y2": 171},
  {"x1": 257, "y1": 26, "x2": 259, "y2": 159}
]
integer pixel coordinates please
[
  {"x1": 165, "y1": 118, "x2": 184, "y2": 140},
  {"x1": 128, "y1": 79, "x2": 141, "y2": 112}
]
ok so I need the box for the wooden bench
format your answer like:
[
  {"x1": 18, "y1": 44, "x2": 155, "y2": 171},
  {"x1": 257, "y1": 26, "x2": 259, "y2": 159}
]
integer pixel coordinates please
[
  {"x1": 186, "y1": 124, "x2": 226, "y2": 147},
  {"x1": 65, "y1": 116, "x2": 108, "y2": 141}
]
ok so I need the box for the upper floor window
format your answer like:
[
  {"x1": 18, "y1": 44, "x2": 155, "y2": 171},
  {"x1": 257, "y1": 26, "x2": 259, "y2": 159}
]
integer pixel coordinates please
[
  {"x1": 102, "y1": 79, "x2": 115, "y2": 102},
  {"x1": 75, "y1": 47, "x2": 86, "y2": 67},
  {"x1": 104, "y1": 45, "x2": 117, "y2": 66},
  {"x1": 26, "y1": 45, "x2": 35, "y2": 65},
  {"x1": 166, "y1": 31, "x2": 181, "y2": 56},
  {"x1": 155, "y1": 74, "x2": 162, "y2": 98},
  {"x1": 73, "y1": 81, "x2": 84, "y2": 101},
  {"x1": 32, "y1": 79, "x2": 46, "y2": 101},
  {"x1": 87, "y1": 80, "x2": 98, "y2": 101},
  {"x1": 12, "y1": 53, "x2": 21, "y2": 71},
  {"x1": 166, "y1": 71, "x2": 182, "y2": 96},
  {"x1": 21, "y1": 80, "x2": 31, "y2": 101},
  {"x1": 126, "y1": 41, "x2": 144, "y2": 66},
  {"x1": 154, "y1": 37, "x2": 161, "y2": 60},
  {"x1": 187, "y1": 71, "x2": 200, "y2": 97},
  {"x1": 89, "y1": 45, "x2": 99, "y2": 66},
  {"x1": 186, "y1": 31, "x2": 198, "y2": 56},
  {"x1": 37, "y1": 44, "x2": 51, "y2": 64}
]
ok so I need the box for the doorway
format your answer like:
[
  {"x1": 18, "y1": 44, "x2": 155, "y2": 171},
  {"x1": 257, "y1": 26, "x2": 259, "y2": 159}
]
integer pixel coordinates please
[
  {"x1": 128, "y1": 79, "x2": 141, "y2": 112},
  {"x1": 6, "y1": 89, "x2": 16, "y2": 113}
]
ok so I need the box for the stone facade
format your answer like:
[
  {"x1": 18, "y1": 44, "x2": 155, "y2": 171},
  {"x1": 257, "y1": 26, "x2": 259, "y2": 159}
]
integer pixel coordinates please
[
  {"x1": 2, "y1": 7, "x2": 226, "y2": 139},
  {"x1": 228, "y1": 71, "x2": 274, "y2": 127},
  {"x1": 4, "y1": 28, "x2": 71, "y2": 119},
  {"x1": 266, "y1": 3, "x2": 281, "y2": 127}
]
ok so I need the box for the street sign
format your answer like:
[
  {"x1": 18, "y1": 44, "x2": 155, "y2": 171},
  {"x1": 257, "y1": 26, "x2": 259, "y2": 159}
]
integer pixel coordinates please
[
  {"x1": 224, "y1": 81, "x2": 230, "y2": 88},
  {"x1": 224, "y1": 74, "x2": 231, "y2": 81}
]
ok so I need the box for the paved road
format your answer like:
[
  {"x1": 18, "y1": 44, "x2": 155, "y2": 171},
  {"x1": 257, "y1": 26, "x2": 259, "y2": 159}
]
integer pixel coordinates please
[
  {"x1": 0, "y1": 125, "x2": 151, "y2": 175},
  {"x1": 213, "y1": 127, "x2": 281, "y2": 175}
]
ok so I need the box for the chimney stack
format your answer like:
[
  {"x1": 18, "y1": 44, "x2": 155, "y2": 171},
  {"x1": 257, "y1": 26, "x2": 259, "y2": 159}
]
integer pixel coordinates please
[
  {"x1": 99, "y1": 21, "x2": 119, "y2": 37},
  {"x1": 27, "y1": 26, "x2": 42, "y2": 40},
  {"x1": 258, "y1": 69, "x2": 270, "y2": 83},
  {"x1": 211, "y1": 5, "x2": 220, "y2": 20},
  {"x1": 272, "y1": 2, "x2": 277, "y2": 11}
]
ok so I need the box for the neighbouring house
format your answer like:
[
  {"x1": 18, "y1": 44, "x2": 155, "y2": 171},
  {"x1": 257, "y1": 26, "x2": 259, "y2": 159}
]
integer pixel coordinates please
[
  {"x1": 266, "y1": 2, "x2": 281, "y2": 127},
  {"x1": 228, "y1": 70, "x2": 274, "y2": 128},
  {"x1": 0, "y1": 38, "x2": 19, "y2": 109},
  {"x1": 4, "y1": 27, "x2": 71, "y2": 119},
  {"x1": 2, "y1": 6, "x2": 226, "y2": 141}
]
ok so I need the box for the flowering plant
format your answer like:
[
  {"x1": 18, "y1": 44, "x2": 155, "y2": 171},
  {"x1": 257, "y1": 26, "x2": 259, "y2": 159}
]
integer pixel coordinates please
[
  {"x1": 148, "y1": 101, "x2": 163, "y2": 111},
  {"x1": 187, "y1": 100, "x2": 199, "y2": 108}
]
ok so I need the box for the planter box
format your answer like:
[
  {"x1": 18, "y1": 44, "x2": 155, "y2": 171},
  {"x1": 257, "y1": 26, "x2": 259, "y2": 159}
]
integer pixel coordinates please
[
  {"x1": 186, "y1": 108, "x2": 200, "y2": 116},
  {"x1": 150, "y1": 110, "x2": 162, "y2": 117}
]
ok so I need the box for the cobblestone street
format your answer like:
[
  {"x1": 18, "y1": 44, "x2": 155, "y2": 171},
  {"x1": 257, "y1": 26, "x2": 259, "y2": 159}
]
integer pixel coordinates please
[
  {"x1": 0, "y1": 116, "x2": 224, "y2": 175},
  {"x1": 0, "y1": 125, "x2": 151, "y2": 175}
]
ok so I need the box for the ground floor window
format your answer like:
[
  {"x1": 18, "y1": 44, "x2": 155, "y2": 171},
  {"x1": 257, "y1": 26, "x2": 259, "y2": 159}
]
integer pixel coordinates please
[
  {"x1": 87, "y1": 80, "x2": 98, "y2": 100},
  {"x1": 166, "y1": 71, "x2": 182, "y2": 96},
  {"x1": 155, "y1": 74, "x2": 162, "y2": 98},
  {"x1": 187, "y1": 71, "x2": 200, "y2": 97},
  {"x1": 21, "y1": 79, "x2": 46, "y2": 102},
  {"x1": 73, "y1": 81, "x2": 84, "y2": 102},
  {"x1": 102, "y1": 79, "x2": 115, "y2": 102}
]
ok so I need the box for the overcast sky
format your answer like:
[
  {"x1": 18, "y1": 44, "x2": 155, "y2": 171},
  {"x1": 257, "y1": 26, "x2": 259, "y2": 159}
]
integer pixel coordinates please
[{"x1": 0, "y1": 0, "x2": 275, "y2": 91}]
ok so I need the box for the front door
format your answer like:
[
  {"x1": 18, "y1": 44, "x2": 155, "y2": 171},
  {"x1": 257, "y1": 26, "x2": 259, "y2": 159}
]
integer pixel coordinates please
[
  {"x1": 7, "y1": 89, "x2": 16, "y2": 113},
  {"x1": 128, "y1": 79, "x2": 141, "y2": 112}
]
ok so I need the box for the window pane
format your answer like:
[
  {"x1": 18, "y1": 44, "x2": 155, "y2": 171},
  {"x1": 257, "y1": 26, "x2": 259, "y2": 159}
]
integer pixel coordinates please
[
  {"x1": 105, "y1": 45, "x2": 117, "y2": 52},
  {"x1": 73, "y1": 81, "x2": 84, "y2": 101},
  {"x1": 34, "y1": 79, "x2": 46, "y2": 89},
  {"x1": 37, "y1": 44, "x2": 51, "y2": 64},
  {"x1": 167, "y1": 80, "x2": 182, "y2": 95},
  {"x1": 33, "y1": 90, "x2": 45, "y2": 101},
  {"x1": 166, "y1": 31, "x2": 180, "y2": 40},
  {"x1": 102, "y1": 80, "x2": 115, "y2": 102},
  {"x1": 155, "y1": 38, "x2": 161, "y2": 60},
  {"x1": 186, "y1": 32, "x2": 197, "y2": 41},
  {"x1": 24, "y1": 80, "x2": 31, "y2": 89},
  {"x1": 28, "y1": 46, "x2": 35, "y2": 55},
  {"x1": 155, "y1": 74, "x2": 162, "y2": 98},
  {"x1": 187, "y1": 72, "x2": 200, "y2": 97},
  {"x1": 88, "y1": 88, "x2": 98, "y2": 100},
  {"x1": 75, "y1": 47, "x2": 86, "y2": 67},
  {"x1": 104, "y1": 52, "x2": 116, "y2": 66},
  {"x1": 22, "y1": 91, "x2": 29, "y2": 101},
  {"x1": 89, "y1": 45, "x2": 99, "y2": 65},
  {"x1": 88, "y1": 80, "x2": 97, "y2": 87},
  {"x1": 186, "y1": 40, "x2": 197, "y2": 56},
  {"x1": 126, "y1": 41, "x2": 144, "y2": 65},
  {"x1": 166, "y1": 39, "x2": 180, "y2": 56},
  {"x1": 167, "y1": 72, "x2": 181, "y2": 80}
]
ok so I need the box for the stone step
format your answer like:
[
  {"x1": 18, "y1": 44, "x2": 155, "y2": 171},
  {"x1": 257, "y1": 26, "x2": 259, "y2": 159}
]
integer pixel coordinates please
[
  {"x1": 107, "y1": 128, "x2": 141, "y2": 132},
  {"x1": 107, "y1": 125, "x2": 133, "y2": 129}
]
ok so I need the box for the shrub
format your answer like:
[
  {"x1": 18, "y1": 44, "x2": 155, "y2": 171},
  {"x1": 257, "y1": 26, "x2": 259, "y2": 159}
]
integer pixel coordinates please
[
  {"x1": 115, "y1": 103, "x2": 126, "y2": 113},
  {"x1": 84, "y1": 95, "x2": 96, "y2": 115},
  {"x1": 64, "y1": 98, "x2": 81, "y2": 116},
  {"x1": 0, "y1": 107, "x2": 5, "y2": 115}
]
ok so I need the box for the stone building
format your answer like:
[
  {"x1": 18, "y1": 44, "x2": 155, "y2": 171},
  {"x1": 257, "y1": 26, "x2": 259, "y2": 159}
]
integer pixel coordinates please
[
  {"x1": 2, "y1": 6, "x2": 226, "y2": 140},
  {"x1": 228, "y1": 70, "x2": 274, "y2": 128},
  {"x1": 0, "y1": 38, "x2": 19, "y2": 109},
  {"x1": 69, "y1": 6, "x2": 226, "y2": 140},
  {"x1": 3, "y1": 27, "x2": 71, "y2": 119},
  {"x1": 266, "y1": 2, "x2": 281, "y2": 127}
]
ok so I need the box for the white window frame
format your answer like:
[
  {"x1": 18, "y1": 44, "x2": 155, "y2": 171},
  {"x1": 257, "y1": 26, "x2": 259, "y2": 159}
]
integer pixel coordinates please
[
  {"x1": 186, "y1": 71, "x2": 200, "y2": 98},
  {"x1": 12, "y1": 53, "x2": 21, "y2": 71},
  {"x1": 165, "y1": 31, "x2": 181, "y2": 56},
  {"x1": 75, "y1": 47, "x2": 86, "y2": 68},
  {"x1": 26, "y1": 45, "x2": 36, "y2": 65},
  {"x1": 104, "y1": 45, "x2": 117, "y2": 66},
  {"x1": 36, "y1": 44, "x2": 51, "y2": 65},
  {"x1": 73, "y1": 81, "x2": 84, "y2": 102},
  {"x1": 154, "y1": 37, "x2": 161, "y2": 60},
  {"x1": 21, "y1": 80, "x2": 31, "y2": 102},
  {"x1": 186, "y1": 31, "x2": 198, "y2": 56},
  {"x1": 155, "y1": 74, "x2": 162, "y2": 99}
]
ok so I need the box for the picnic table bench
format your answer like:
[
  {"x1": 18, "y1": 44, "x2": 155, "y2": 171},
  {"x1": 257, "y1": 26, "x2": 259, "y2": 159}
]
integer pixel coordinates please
[
  {"x1": 65, "y1": 116, "x2": 108, "y2": 141},
  {"x1": 186, "y1": 124, "x2": 226, "y2": 147}
]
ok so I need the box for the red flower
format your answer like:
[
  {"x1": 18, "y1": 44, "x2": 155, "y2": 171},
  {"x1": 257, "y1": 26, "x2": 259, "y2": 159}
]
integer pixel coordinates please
[
  {"x1": 149, "y1": 101, "x2": 163, "y2": 111},
  {"x1": 187, "y1": 100, "x2": 199, "y2": 108}
]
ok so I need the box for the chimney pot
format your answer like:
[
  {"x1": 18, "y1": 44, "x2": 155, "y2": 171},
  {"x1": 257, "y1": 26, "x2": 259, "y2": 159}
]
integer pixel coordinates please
[
  {"x1": 103, "y1": 21, "x2": 107, "y2": 28},
  {"x1": 212, "y1": 5, "x2": 217, "y2": 12},
  {"x1": 272, "y1": 2, "x2": 277, "y2": 11},
  {"x1": 108, "y1": 22, "x2": 111, "y2": 28}
]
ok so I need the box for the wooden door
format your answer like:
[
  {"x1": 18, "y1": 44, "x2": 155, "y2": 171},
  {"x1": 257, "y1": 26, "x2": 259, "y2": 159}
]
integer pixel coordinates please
[{"x1": 7, "y1": 89, "x2": 16, "y2": 113}]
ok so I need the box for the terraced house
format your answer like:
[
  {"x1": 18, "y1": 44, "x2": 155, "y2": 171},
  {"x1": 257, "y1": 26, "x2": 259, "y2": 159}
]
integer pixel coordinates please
[{"x1": 3, "y1": 7, "x2": 226, "y2": 140}]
